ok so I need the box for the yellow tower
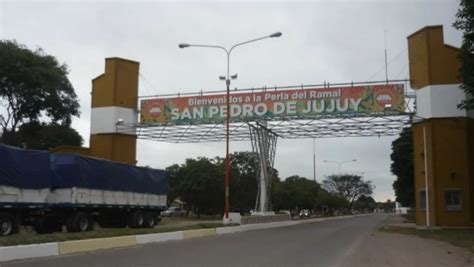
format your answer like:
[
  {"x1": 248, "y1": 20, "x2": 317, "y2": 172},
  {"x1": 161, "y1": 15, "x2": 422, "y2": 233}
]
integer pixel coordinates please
[
  {"x1": 408, "y1": 25, "x2": 474, "y2": 227},
  {"x1": 52, "y1": 58, "x2": 139, "y2": 165},
  {"x1": 89, "y1": 58, "x2": 139, "y2": 165}
]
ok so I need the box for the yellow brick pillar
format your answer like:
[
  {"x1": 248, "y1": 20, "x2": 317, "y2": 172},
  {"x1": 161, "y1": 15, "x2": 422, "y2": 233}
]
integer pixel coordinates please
[
  {"x1": 89, "y1": 58, "x2": 139, "y2": 165},
  {"x1": 408, "y1": 25, "x2": 474, "y2": 227}
]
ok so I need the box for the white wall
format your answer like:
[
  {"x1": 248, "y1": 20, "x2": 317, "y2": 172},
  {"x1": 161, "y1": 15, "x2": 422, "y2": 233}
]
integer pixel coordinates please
[
  {"x1": 416, "y1": 84, "x2": 472, "y2": 119},
  {"x1": 90, "y1": 106, "x2": 137, "y2": 134}
]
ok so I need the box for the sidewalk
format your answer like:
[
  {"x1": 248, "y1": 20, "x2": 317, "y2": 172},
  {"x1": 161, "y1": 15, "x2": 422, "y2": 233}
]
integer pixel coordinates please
[{"x1": 341, "y1": 215, "x2": 474, "y2": 267}]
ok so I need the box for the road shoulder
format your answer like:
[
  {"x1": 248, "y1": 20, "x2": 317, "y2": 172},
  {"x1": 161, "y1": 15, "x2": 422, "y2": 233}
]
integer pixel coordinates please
[{"x1": 341, "y1": 215, "x2": 474, "y2": 267}]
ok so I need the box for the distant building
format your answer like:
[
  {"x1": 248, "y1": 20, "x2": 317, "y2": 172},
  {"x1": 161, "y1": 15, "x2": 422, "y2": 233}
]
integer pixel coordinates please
[{"x1": 395, "y1": 202, "x2": 409, "y2": 214}]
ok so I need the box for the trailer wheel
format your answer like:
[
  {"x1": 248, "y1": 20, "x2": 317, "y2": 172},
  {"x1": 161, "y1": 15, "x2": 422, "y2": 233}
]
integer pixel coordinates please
[
  {"x1": 0, "y1": 213, "x2": 14, "y2": 236},
  {"x1": 127, "y1": 210, "x2": 144, "y2": 228},
  {"x1": 143, "y1": 212, "x2": 157, "y2": 228},
  {"x1": 67, "y1": 212, "x2": 93, "y2": 232}
]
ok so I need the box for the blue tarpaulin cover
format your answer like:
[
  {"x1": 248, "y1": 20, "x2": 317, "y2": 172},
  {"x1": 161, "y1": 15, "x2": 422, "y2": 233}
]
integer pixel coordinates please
[
  {"x1": 0, "y1": 144, "x2": 53, "y2": 189},
  {"x1": 0, "y1": 144, "x2": 168, "y2": 195},
  {"x1": 50, "y1": 153, "x2": 168, "y2": 195}
]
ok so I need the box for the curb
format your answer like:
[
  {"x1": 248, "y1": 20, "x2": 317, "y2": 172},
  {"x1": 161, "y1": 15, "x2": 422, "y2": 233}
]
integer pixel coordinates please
[
  {"x1": 58, "y1": 235, "x2": 137, "y2": 255},
  {"x1": 0, "y1": 242, "x2": 59, "y2": 262},
  {"x1": 182, "y1": 228, "x2": 216, "y2": 239},
  {"x1": 136, "y1": 231, "x2": 183, "y2": 244},
  {"x1": 0, "y1": 214, "x2": 366, "y2": 262}
]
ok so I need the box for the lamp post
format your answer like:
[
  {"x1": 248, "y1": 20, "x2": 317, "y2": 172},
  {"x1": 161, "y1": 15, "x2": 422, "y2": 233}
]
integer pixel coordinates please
[
  {"x1": 179, "y1": 32, "x2": 282, "y2": 219},
  {"x1": 313, "y1": 138, "x2": 316, "y2": 182},
  {"x1": 323, "y1": 159, "x2": 357, "y2": 174}
]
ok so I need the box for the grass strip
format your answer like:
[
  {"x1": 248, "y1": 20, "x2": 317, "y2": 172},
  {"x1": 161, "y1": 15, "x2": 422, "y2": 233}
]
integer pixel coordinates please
[{"x1": 0, "y1": 223, "x2": 230, "y2": 247}]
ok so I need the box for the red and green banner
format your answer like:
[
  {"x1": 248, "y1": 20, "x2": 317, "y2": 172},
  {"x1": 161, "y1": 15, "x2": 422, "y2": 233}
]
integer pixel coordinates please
[{"x1": 140, "y1": 84, "x2": 405, "y2": 124}]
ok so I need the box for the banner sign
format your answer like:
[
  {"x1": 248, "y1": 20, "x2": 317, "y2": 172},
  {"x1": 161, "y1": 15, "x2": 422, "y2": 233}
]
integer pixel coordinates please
[{"x1": 140, "y1": 84, "x2": 405, "y2": 124}]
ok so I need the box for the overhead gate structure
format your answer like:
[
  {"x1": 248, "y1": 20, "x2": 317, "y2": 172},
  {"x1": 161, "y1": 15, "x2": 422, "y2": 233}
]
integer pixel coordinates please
[{"x1": 117, "y1": 79, "x2": 419, "y2": 212}]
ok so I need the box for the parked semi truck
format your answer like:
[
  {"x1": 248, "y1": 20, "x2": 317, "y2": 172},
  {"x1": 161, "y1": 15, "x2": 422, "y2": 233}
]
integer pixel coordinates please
[{"x1": 0, "y1": 144, "x2": 168, "y2": 236}]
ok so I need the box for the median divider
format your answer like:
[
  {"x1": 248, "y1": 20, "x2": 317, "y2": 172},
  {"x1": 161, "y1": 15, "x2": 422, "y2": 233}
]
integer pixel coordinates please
[
  {"x1": 0, "y1": 214, "x2": 368, "y2": 263},
  {"x1": 136, "y1": 231, "x2": 184, "y2": 244},
  {"x1": 182, "y1": 228, "x2": 216, "y2": 239},
  {"x1": 298, "y1": 218, "x2": 325, "y2": 224},
  {"x1": 58, "y1": 235, "x2": 137, "y2": 255},
  {"x1": 215, "y1": 225, "x2": 242, "y2": 235},
  {"x1": 298, "y1": 214, "x2": 367, "y2": 224},
  {"x1": 0, "y1": 242, "x2": 59, "y2": 262},
  {"x1": 240, "y1": 220, "x2": 299, "y2": 231}
]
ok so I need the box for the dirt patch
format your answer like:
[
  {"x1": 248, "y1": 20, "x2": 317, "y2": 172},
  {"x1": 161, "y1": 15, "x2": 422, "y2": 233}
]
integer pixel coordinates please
[{"x1": 341, "y1": 215, "x2": 474, "y2": 267}]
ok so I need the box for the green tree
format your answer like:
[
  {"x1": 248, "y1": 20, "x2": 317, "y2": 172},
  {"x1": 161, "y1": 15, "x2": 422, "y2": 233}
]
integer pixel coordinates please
[
  {"x1": 228, "y1": 151, "x2": 258, "y2": 213},
  {"x1": 322, "y1": 174, "x2": 374, "y2": 210},
  {"x1": 166, "y1": 152, "x2": 271, "y2": 216},
  {"x1": 165, "y1": 157, "x2": 223, "y2": 217},
  {"x1": 272, "y1": 175, "x2": 320, "y2": 212},
  {"x1": 453, "y1": 0, "x2": 474, "y2": 110},
  {"x1": 12, "y1": 121, "x2": 83, "y2": 150},
  {"x1": 0, "y1": 40, "x2": 80, "y2": 144},
  {"x1": 165, "y1": 163, "x2": 182, "y2": 207},
  {"x1": 378, "y1": 199, "x2": 396, "y2": 213},
  {"x1": 352, "y1": 195, "x2": 377, "y2": 213},
  {"x1": 391, "y1": 127, "x2": 415, "y2": 207},
  {"x1": 315, "y1": 189, "x2": 350, "y2": 215}
]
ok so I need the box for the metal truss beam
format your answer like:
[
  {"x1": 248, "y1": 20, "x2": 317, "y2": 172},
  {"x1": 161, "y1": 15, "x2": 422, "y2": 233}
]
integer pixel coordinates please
[
  {"x1": 117, "y1": 113, "x2": 418, "y2": 142},
  {"x1": 117, "y1": 82, "x2": 418, "y2": 142}
]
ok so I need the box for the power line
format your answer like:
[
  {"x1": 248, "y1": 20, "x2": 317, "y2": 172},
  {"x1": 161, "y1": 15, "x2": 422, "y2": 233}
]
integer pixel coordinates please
[
  {"x1": 139, "y1": 73, "x2": 158, "y2": 96},
  {"x1": 367, "y1": 48, "x2": 407, "y2": 81},
  {"x1": 393, "y1": 63, "x2": 409, "y2": 80}
]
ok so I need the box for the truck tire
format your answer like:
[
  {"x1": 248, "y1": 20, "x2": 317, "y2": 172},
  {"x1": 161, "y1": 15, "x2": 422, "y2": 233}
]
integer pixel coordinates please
[
  {"x1": 0, "y1": 212, "x2": 15, "y2": 236},
  {"x1": 66, "y1": 212, "x2": 93, "y2": 232},
  {"x1": 127, "y1": 210, "x2": 144, "y2": 228},
  {"x1": 143, "y1": 212, "x2": 158, "y2": 228}
]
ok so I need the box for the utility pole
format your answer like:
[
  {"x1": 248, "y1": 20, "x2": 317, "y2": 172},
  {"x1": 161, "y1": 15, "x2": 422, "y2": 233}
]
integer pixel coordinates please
[{"x1": 313, "y1": 138, "x2": 316, "y2": 182}]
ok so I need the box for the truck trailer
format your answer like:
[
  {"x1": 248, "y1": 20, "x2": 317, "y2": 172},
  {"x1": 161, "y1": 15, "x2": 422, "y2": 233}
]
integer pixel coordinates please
[{"x1": 0, "y1": 144, "x2": 168, "y2": 236}]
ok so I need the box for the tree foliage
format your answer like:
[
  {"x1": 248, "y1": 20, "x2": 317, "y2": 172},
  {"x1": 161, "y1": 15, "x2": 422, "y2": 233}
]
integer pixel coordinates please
[
  {"x1": 322, "y1": 174, "x2": 374, "y2": 209},
  {"x1": 454, "y1": 0, "x2": 474, "y2": 110},
  {"x1": 390, "y1": 128, "x2": 415, "y2": 207},
  {"x1": 272, "y1": 175, "x2": 320, "y2": 212},
  {"x1": 166, "y1": 153, "x2": 373, "y2": 216},
  {"x1": 228, "y1": 152, "x2": 259, "y2": 213},
  {"x1": 166, "y1": 152, "x2": 263, "y2": 216},
  {"x1": 10, "y1": 121, "x2": 83, "y2": 150},
  {"x1": 314, "y1": 189, "x2": 350, "y2": 215},
  {"x1": 0, "y1": 40, "x2": 80, "y2": 144},
  {"x1": 378, "y1": 199, "x2": 396, "y2": 213},
  {"x1": 166, "y1": 157, "x2": 223, "y2": 217},
  {"x1": 352, "y1": 195, "x2": 377, "y2": 213}
]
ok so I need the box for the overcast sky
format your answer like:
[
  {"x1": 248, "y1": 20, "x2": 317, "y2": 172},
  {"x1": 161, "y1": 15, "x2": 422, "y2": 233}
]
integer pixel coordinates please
[{"x1": 1, "y1": 0, "x2": 462, "y2": 202}]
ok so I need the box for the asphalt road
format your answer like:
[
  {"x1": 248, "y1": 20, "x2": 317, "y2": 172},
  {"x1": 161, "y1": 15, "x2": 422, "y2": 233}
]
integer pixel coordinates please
[{"x1": 5, "y1": 213, "x2": 389, "y2": 267}]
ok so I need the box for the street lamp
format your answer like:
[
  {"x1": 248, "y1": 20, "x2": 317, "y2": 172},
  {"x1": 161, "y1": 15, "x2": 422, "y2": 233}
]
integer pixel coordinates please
[
  {"x1": 323, "y1": 159, "x2": 357, "y2": 174},
  {"x1": 179, "y1": 32, "x2": 282, "y2": 219},
  {"x1": 313, "y1": 138, "x2": 316, "y2": 182}
]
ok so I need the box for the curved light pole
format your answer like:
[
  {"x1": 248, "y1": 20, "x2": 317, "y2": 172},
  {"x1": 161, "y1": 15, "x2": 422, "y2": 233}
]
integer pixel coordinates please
[
  {"x1": 179, "y1": 32, "x2": 282, "y2": 219},
  {"x1": 323, "y1": 159, "x2": 357, "y2": 175}
]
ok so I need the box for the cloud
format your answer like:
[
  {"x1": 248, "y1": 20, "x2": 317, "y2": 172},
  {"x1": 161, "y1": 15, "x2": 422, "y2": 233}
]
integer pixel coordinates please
[{"x1": 1, "y1": 1, "x2": 461, "y2": 202}]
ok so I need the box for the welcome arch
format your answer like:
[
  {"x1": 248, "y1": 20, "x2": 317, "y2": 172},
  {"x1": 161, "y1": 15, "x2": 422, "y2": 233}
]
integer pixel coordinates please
[{"x1": 54, "y1": 25, "x2": 473, "y2": 227}]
